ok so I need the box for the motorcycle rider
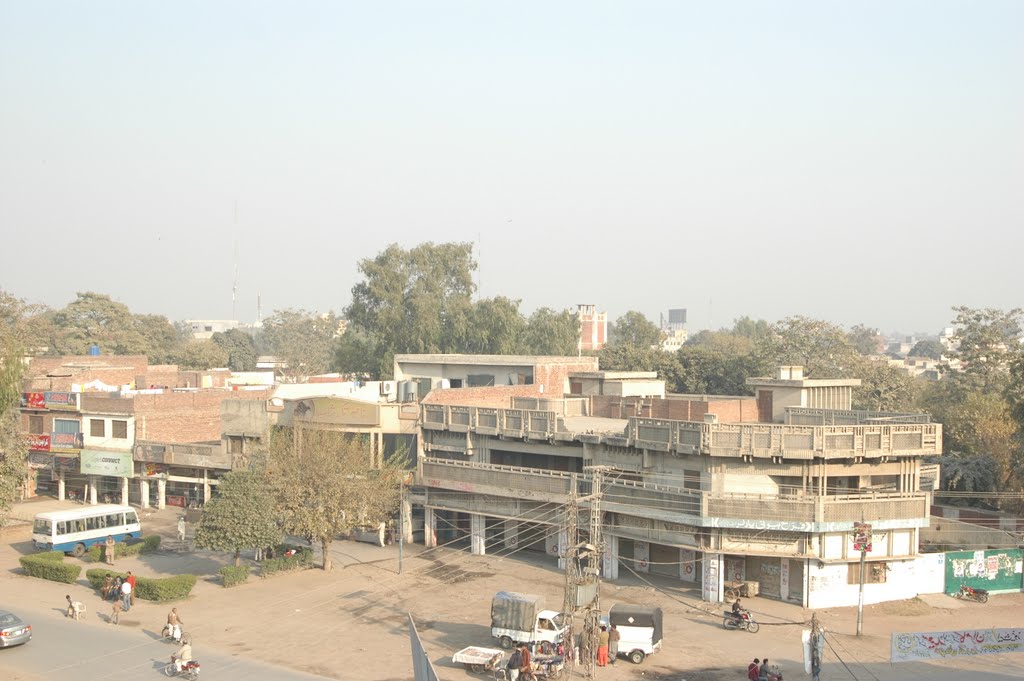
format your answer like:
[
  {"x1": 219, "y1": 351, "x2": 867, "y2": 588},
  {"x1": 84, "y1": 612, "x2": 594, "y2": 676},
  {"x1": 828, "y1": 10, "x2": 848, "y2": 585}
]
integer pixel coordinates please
[
  {"x1": 732, "y1": 598, "x2": 747, "y2": 620},
  {"x1": 173, "y1": 638, "x2": 193, "y2": 673}
]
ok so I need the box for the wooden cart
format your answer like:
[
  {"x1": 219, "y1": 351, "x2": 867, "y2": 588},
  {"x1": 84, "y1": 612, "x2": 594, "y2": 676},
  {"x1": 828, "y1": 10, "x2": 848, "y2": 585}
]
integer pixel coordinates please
[{"x1": 452, "y1": 646, "x2": 505, "y2": 674}]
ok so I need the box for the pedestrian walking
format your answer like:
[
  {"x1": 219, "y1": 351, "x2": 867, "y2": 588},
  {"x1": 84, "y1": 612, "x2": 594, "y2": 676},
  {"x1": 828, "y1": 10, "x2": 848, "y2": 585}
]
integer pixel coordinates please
[
  {"x1": 126, "y1": 571, "x2": 137, "y2": 607},
  {"x1": 608, "y1": 624, "x2": 620, "y2": 664},
  {"x1": 505, "y1": 646, "x2": 522, "y2": 681},
  {"x1": 177, "y1": 516, "x2": 186, "y2": 543},
  {"x1": 105, "y1": 535, "x2": 115, "y2": 565},
  {"x1": 120, "y1": 577, "x2": 132, "y2": 612},
  {"x1": 110, "y1": 599, "x2": 122, "y2": 625},
  {"x1": 65, "y1": 594, "x2": 84, "y2": 620}
]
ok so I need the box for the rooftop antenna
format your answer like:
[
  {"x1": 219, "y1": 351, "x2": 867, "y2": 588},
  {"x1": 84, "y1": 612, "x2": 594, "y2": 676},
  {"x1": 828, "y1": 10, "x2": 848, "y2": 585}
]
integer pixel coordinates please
[
  {"x1": 232, "y1": 201, "x2": 239, "y2": 320},
  {"x1": 257, "y1": 292, "x2": 262, "y2": 325}
]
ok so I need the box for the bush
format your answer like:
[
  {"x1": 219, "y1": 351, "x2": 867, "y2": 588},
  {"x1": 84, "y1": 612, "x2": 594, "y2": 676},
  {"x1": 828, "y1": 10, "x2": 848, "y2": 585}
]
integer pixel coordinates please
[
  {"x1": 87, "y1": 535, "x2": 162, "y2": 562},
  {"x1": 85, "y1": 569, "x2": 197, "y2": 602},
  {"x1": 219, "y1": 565, "x2": 250, "y2": 588},
  {"x1": 20, "y1": 552, "x2": 82, "y2": 583},
  {"x1": 260, "y1": 546, "x2": 314, "y2": 577}
]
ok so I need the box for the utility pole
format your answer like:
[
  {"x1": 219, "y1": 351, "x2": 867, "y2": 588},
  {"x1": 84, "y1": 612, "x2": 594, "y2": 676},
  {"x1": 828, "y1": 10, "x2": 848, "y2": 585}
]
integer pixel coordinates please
[
  {"x1": 853, "y1": 522, "x2": 872, "y2": 637},
  {"x1": 559, "y1": 467, "x2": 607, "y2": 679},
  {"x1": 809, "y1": 612, "x2": 823, "y2": 681}
]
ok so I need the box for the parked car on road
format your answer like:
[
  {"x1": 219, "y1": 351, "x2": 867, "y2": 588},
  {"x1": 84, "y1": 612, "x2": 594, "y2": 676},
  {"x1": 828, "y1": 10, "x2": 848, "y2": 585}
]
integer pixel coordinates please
[{"x1": 0, "y1": 610, "x2": 32, "y2": 648}]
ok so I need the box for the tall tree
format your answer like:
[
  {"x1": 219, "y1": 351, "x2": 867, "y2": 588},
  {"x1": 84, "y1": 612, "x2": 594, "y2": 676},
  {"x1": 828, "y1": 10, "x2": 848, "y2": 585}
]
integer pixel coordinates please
[
  {"x1": 259, "y1": 309, "x2": 341, "y2": 380},
  {"x1": 610, "y1": 311, "x2": 662, "y2": 348},
  {"x1": 345, "y1": 242, "x2": 476, "y2": 377},
  {"x1": 211, "y1": 328, "x2": 258, "y2": 372},
  {"x1": 521, "y1": 308, "x2": 580, "y2": 356},
  {"x1": 465, "y1": 297, "x2": 527, "y2": 355},
  {"x1": 270, "y1": 429, "x2": 406, "y2": 571},
  {"x1": 174, "y1": 340, "x2": 229, "y2": 371},
  {"x1": 849, "y1": 357, "x2": 921, "y2": 412},
  {"x1": 194, "y1": 470, "x2": 283, "y2": 566},
  {"x1": 0, "y1": 290, "x2": 53, "y2": 354},
  {"x1": 764, "y1": 316, "x2": 860, "y2": 378},
  {"x1": 909, "y1": 339, "x2": 944, "y2": 360},
  {"x1": 0, "y1": 332, "x2": 28, "y2": 522},
  {"x1": 848, "y1": 324, "x2": 885, "y2": 356},
  {"x1": 677, "y1": 332, "x2": 772, "y2": 395},
  {"x1": 49, "y1": 292, "x2": 180, "y2": 361},
  {"x1": 942, "y1": 306, "x2": 1024, "y2": 393}
]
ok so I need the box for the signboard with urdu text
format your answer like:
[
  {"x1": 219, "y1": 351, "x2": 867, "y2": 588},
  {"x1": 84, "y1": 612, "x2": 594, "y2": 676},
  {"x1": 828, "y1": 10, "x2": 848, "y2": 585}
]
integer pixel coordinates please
[{"x1": 892, "y1": 628, "x2": 1024, "y2": 662}]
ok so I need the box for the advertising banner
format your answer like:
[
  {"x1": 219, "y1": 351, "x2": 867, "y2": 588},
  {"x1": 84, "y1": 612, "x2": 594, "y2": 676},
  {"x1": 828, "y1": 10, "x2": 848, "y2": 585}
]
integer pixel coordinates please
[
  {"x1": 141, "y1": 463, "x2": 168, "y2": 479},
  {"x1": 21, "y1": 392, "x2": 46, "y2": 409},
  {"x1": 27, "y1": 434, "x2": 51, "y2": 452},
  {"x1": 27, "y1": 452, "x2": 53, "y2": 469},
  {"x1": 44, "y1": 392, "x2": 79, "y2": 410},
  {"x1": 53, "y1": 456, "x2": 80, "y2": 472},
  {"x1": 49, "y1": 432, "x2": 84, "y2": 453},
  {"x1": 892, "y1": 628, "x2": 1024, "y2": 662},
  {"x1": 80, "y1": 450, "x2": 134, "y2": 477}
]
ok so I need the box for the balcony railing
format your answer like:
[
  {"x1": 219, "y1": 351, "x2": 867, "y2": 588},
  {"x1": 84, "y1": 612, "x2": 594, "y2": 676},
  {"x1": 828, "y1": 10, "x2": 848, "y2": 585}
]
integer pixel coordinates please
[{"x1": 416, "y1": 457, "x2": 931, "y2": 531}]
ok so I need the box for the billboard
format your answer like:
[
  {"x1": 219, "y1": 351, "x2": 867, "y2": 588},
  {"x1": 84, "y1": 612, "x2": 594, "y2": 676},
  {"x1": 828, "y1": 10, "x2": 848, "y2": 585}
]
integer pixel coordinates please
[
  {"x1": 80, "y1": 450, "x2": 134, "y2": 478},
  {"x1": 49, "y1": 432, "x2": 84, "y2": 453},
  {"x1": 21, "y1": 392, "x2": 45, "y2": 409},
  {"x1": 27, "y1": 434, "x2": 51, "y2": 451},
  {"x1": 44, "y1": 392, "x2": 79, "y2": 410},
  {"x1": 892, "y1": 628, "x2": 1024, "y2": 662}
]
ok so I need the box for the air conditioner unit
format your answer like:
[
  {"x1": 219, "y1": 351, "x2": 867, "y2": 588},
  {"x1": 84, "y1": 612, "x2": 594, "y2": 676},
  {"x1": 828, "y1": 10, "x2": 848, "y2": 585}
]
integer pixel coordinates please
[
  {"x1": 704, "y1": 413, "x2": 719, "y2": 424},
  {"x1": 380, "y1": 381, "x2": 395, "y2": 396}
]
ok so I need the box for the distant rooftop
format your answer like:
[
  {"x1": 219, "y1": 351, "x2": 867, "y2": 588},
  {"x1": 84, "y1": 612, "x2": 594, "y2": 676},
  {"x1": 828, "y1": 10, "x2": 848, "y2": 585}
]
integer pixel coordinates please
[{"x1": 395, "y1": 353, "x2": 598, "y2": 366}]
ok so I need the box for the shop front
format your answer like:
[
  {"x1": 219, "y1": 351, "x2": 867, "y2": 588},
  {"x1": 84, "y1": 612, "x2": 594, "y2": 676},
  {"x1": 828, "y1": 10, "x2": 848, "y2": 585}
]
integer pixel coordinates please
[{"x1": 79, "y1": 449, "x2": 134, "y2": 505}]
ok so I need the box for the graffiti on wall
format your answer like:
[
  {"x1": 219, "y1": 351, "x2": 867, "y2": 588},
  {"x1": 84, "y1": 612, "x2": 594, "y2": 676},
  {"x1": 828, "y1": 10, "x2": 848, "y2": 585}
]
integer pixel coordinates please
[{"x1": 892, "y1": 628, "x2": 1024, "y2": 662}]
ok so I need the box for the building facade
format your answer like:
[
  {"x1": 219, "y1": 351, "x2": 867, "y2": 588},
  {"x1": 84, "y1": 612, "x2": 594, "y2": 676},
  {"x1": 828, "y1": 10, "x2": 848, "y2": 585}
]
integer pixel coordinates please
[{"x1": 410, "y1": 359, "x2": 940, "y2": 609}]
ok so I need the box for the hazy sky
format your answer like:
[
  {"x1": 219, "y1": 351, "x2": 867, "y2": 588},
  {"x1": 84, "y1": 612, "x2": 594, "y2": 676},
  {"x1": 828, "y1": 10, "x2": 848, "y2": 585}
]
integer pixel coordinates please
[{"x1": 1, "y1": 2, "x2": 1021, "y2": 334}]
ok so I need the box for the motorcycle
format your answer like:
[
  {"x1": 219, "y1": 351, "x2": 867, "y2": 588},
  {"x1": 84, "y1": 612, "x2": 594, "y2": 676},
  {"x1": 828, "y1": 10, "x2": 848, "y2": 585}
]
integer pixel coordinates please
[
  {"x1": 953, "y1": 584, "x2": 989, "y2": 603},
  {"x1": 164, "y1": 658, "x2": 201, "y2": 679},
  {"x1": 722, "y1": 609, "x2": 759, "y2": 633}
]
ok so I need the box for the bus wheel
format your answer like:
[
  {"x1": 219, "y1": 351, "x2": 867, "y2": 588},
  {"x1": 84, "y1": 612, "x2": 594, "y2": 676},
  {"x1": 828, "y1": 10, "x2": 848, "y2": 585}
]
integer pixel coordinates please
[{"x1": 72, "y1": 543, "x2": 86, "y2": 557}]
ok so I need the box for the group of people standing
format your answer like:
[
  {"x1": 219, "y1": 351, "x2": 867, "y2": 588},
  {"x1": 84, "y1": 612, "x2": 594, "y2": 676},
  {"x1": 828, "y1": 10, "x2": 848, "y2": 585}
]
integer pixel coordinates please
[
  {"x1": 596, "y1": 624, "x2": 620, "y2": 666},
  {"x1": 100, "y1": 571, "x2": 135, "y2": 624}
]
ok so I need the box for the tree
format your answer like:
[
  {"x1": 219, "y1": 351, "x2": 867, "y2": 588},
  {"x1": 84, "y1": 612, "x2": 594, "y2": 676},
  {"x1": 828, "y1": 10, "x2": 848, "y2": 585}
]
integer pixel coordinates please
[
  {"x1": 211, "y1": 329, "x2": 257, "y2": 372},
  {"x1": 610, "y1": 311, "x2": 662, "y2": 348},
  {"x1": 763, "y1": 317, "x2": 860, "y2": 378},
  {"x1": 49, "y1": 292, "x2": 180, "y2": 361},
  {"x1": 848, "y1": 324, "x2": 885, "y2": 356},
  {"x1": 521, "y1": 308, "x2": 580, "y2": 356},
  {"x1": 0, "y1": 290, "x2": 53, "y2": 354},
  {"x1": 259, "y1": 309, "x2": 341, "y2": 380},
  {"x1": 730, "y1": 317, "x2": 772, "y2": 341},
  {"x1": 465, "y1": 297, "x2": 527, "y2": 355},
  {"x1": 270, "y1": 429, "x2": 406, "y2": 571},
  {"x1": 135, "y1": 314, "x2": 185, "y2": 364},
  {"x1": 677, "y1": 332, "x2": 772, "y2": 395},
  {"x1": 0, "y1": 319, "x2": 28, "y2": 521},
  {"x1": 174, "y1": 340, "x2": 228, "y2": 371},
  {"x1": 345, "y1": 242, "x2": 476, "y2": 377},
  {"x1": 849, "y1": 357, "x2": 921, "y2": 412},
  {"x1": 194, "y1": 470, "x2": 283, "y2": 566},
  {"x1": 333, "y1": 328, "x2": 383, "y2": 380},
  {"x1": 909, "y1": 339, "x2": 944, "y2": 360},
  {"x1": 942, "y1": 307, "x2": 1024, "y2": 393}
]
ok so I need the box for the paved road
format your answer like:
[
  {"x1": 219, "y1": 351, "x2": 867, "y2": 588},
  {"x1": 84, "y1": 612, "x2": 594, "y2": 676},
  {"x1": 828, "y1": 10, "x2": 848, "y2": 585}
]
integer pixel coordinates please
[{"x1": 0, "y1": 601, "x2": 330, "y2": 681}]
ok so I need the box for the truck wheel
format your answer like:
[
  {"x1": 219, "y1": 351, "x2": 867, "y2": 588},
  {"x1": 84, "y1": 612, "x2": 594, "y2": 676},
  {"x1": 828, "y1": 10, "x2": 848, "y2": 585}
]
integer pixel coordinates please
[
  {"x1": 629, "y1": 650, "x2": 645, "y2": 664},
  {"x1": 499, "y1": 636, "x2": 514, "y2": 650}
]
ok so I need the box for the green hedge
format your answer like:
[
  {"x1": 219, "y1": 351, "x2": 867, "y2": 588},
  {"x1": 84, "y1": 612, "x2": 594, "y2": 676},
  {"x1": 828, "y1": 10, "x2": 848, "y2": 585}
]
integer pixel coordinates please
[
  {"x1": 261, "y1": 546, "x2": 314, "y2": 577},
  {"x1": 87, "y1": 535, "x2": 162, "y2": 562},
  {"x1": 20, "y1": 552, "x2": 82, "y2": 583},
  {"x1": 219, "y1": 565, "x2": 250, "y2": 588},
  {"x1": 86, "y1": 569, "x2": 196, "y2": 602}
]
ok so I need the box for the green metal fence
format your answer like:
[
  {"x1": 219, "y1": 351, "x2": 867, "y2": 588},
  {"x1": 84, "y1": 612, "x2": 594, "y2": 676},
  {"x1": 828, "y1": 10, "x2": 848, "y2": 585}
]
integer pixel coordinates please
[{"x1": 944, "y1": 548, "x2": 1023, "y2": 594}]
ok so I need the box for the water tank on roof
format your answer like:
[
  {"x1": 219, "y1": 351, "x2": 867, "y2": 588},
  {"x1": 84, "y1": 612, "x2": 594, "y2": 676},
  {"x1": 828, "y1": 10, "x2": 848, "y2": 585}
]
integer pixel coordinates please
[{"x1": 88, "y1": 343, "x2": 100, "y2": 356}]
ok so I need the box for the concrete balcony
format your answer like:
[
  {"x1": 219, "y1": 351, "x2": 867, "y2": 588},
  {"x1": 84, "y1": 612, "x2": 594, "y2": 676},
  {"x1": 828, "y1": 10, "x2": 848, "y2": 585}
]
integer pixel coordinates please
[
  {"x1": 133, "y1": 440, "x2": 230, "y2": 469},
  {"x1": 416, "y1": 457, "x2": 931, "y2": 532}
]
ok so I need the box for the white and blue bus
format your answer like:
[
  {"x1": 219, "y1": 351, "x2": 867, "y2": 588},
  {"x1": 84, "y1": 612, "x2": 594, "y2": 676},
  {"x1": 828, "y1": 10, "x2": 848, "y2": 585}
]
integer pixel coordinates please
[{"x1": 32, "y1": 505, "x2": 142, "y2": 557}]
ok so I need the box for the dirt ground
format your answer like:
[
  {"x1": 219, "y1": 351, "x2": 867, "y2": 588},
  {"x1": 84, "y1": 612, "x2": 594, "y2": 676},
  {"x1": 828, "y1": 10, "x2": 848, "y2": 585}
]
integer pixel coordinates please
[{"x1": 3, "y1": 503, "x2": 1024, "y2": 681}]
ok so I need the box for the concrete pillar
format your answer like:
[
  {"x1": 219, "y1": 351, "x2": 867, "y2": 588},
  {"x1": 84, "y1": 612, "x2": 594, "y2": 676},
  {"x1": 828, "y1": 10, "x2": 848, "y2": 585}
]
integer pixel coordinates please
[
  {"x1": 139, "y1": 478, "x2": 150, "y2": 509},
  {"x1": 203, "y1": 471, "x2": 211, "y2": 503},
  {"x1": 702, "y1": 552, "x2": 723, "y2": 603},
  {"x1": 57, "y1": 470, "x2": 66, "y2": 500},
  {"x1": 120, "y1": 477, "x2": 129, "y2": 505},
  {"x1": 634, "y1": 540, "x2": 650, "y2": 573},
  {"x1": 88, "y1": 476, "x2": 98, "y2": 505},
  {"x1": 680, "y1": 549, "x2": 697, "y2": 582},
  {"x1": 401, "y1": 494, "x2": 414, "y2": 544},
  {"x1": 503, "y1": 520, "x2": 519, "y2": 549},
  {"x1": 424, "y1": 507, "x2": 437, "y2": 548},
  {"x1": 470, "y1": 514, "x2": 486, "y2": 556},
  {"x1": 156, "y1": 478, "x2": 166, "y2": 510},
  {"x1": 602, "y1": 534, "x2": 620, "y2": 580}
]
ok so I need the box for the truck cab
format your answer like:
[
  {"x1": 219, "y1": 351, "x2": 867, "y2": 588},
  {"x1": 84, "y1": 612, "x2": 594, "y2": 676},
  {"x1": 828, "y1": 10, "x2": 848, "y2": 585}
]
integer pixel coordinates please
[{"x1": 490, "y1": 592, "x2": 566, "y2": 650}]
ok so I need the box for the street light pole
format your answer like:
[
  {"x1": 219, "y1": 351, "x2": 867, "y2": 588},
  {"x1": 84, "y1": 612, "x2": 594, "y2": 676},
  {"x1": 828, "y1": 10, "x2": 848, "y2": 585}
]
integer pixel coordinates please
[{"x1": 856, "y1": 546, "x2": 866, "y2": 636}]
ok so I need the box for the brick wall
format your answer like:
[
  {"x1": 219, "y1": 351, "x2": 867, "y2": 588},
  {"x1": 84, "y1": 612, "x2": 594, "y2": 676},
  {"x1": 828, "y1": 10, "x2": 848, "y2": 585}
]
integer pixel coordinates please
[
  {"x1": 27, "y1": 355, "x2": 150, "y2": 376},
  {"x1": 421, "y1": 385, "x2": 542, "y2": 408},
  {"x1": 534, "y1": 360, "x2": 599, "y2": 397},
  {"x1": 133, "y1": 389, "x2": 271, "y2": 443}
]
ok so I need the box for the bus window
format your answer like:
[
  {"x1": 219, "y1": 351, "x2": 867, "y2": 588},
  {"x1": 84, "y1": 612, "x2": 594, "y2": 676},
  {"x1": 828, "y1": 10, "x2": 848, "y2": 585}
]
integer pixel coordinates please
[
  {"x1": 33, "y1": 519, "x2": 51, "y2": 536},
  {"x1": 72, "y1": 520, "x2": 85, "y2": 533},
  {"x1": 126, "y1": 511, "x2": 139, "y2": 525},
  {"x1": 106, "y1": 514, "x2": 122, "y2": 527},
  {"x1": 86, "y1": 516, "x2": 98, "y2": 531},
  {"x1": 57, "y1": 521, "x2": 68, "y2": 535}
]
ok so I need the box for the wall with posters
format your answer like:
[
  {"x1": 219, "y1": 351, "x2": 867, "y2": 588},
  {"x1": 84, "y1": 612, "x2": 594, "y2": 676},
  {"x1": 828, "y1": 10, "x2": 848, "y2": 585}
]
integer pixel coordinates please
[{"x1": 944, "y1": 549, "x2": 1023, "y2": 594}]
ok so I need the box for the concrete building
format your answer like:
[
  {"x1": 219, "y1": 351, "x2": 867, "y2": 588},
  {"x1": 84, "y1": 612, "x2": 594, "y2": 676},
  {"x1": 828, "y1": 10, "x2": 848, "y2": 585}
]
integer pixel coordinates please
[
  {"x1": 410, "y1": 357, "x2": 940, "y2": 609},
  {"x1": 184, "y1": 320, "x2": 241, "y2": 340}
]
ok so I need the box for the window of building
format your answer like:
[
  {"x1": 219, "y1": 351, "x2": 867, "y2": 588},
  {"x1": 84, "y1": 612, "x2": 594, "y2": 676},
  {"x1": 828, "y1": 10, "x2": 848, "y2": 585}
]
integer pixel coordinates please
[
  {"x1": 90, "y1": 419, "x2": 105, "y2": 437},
  {"x1": 228, "y1": 436, "x2": 244, "y2": 454},
  {"x1": 112, "y1": 420, "x2": 128, "y2": 439},
  {"x1": 29, "y1": 415, "x2": 44, "y2": 434},
  {"x1": 569, "y1": 381, "x2": 583, "y2": 395},
  {"x1": 54, "y1": 419, "x2": 80, "y2": 435},
  {"x1": 448, "y1": 378, "x2": 463, "y2": 388},
  {"x1": 466, "y1": 374, "x2": 495, "y2": 387}
]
